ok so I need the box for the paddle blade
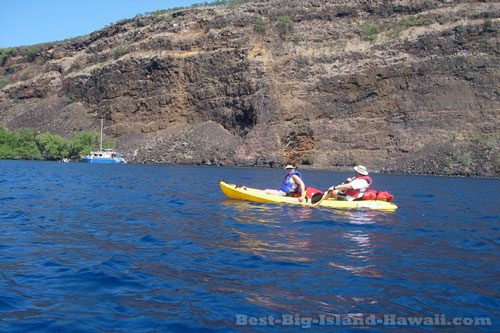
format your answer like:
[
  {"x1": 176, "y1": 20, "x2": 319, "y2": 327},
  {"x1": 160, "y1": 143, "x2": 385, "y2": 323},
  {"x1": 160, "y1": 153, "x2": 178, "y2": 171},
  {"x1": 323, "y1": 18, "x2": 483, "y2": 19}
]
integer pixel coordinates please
[{"x1": 311, "y1": 192, "x2": 324, "y2": 204}]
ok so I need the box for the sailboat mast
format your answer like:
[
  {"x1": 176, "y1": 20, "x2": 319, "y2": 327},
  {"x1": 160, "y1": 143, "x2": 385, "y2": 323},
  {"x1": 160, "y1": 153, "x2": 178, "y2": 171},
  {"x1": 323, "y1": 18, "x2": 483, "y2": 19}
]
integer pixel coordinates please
[{"x1": 100, "y1": 118, "x2": 103, "y2": 151}]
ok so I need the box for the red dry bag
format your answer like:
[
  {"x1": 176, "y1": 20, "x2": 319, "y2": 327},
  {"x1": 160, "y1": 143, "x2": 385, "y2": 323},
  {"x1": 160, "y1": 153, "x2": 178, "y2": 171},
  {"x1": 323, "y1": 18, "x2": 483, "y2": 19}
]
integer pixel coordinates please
[
  {"x1": 362, "y1": 190, "x2": 394, "y2": 202},
  {"x1": 362, "y1": 189, "x2": 378, "y2": 200},
  {"x1": 305, "y1": 187, "x2": 323, "y2": 199},
  {"x1": 376, "y1": 191, "x2": 393, "y2": 202}
]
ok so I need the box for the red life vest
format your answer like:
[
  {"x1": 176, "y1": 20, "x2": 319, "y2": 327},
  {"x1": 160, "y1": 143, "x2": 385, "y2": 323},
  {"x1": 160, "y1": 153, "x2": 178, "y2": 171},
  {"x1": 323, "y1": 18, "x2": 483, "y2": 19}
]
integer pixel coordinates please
[{"x1": 345, "y1": 176, "x2": 372, "y2": 198}]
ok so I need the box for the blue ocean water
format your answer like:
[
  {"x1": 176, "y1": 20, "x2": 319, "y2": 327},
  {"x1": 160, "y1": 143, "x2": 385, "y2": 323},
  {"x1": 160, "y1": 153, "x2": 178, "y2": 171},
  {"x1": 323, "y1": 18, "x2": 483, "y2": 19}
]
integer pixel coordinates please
[{"x1": 0, "y1": 160, "x2": 498, "y2": 332}]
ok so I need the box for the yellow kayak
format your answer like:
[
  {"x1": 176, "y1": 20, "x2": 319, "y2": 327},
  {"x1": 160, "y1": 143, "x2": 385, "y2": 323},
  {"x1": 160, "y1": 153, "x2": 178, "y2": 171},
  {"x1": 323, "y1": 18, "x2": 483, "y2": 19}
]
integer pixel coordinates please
[{"x1": 220, "y1": 181, "x2": 398, "y2": 211}]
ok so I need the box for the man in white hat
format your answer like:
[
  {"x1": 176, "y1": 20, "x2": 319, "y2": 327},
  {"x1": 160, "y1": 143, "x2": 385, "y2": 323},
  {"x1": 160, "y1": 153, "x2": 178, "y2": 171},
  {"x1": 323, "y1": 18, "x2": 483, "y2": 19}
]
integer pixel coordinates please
[{"x1": 322, "y1": 165, "x2": 373, "y2": 201}]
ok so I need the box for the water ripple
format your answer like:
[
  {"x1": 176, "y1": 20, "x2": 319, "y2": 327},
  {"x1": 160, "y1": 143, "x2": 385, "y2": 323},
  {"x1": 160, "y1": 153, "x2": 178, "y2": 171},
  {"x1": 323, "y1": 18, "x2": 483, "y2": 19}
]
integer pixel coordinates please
[{"x1": 0, "y1": 161, "x2": 498, "y2": 331}]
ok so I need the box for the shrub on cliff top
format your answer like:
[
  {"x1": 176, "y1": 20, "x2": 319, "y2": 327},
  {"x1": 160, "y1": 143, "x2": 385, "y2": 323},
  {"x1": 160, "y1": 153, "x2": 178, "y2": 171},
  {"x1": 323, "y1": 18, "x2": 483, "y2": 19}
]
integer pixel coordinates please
[
  {"x1": 254, "y1": 19, "x2": 267, "y2": 33},
  {"x1": 26, "y1": 47, "x2": 38, "y2": 63},
  {"x1": 277, "y1": 16, "x2": 293, "y2": 33},
  {"x1": 362, "y1": 24, "x2": 380, "y2": 41},
  {"x1": 228, "y1": 0, "x2": 252, "y2": 5},
  {"x1": 403, "y1": 15, "x2": 431, "y2": 27},
  {"x1": 1, "y1": 48, "x2": 14, "y2": 65},
  {"x1": 0, "y1": 77, "x2": 10, "y2": 89},
  {"x1": 276, "y1": 16, "x2": 294, "y2": 38},
  {"x1": 292, "y1": 34, "x2": 304, "y2": 43},
  {"x1": 114, "y1": 45, "x2": 129, "y2": 59}
]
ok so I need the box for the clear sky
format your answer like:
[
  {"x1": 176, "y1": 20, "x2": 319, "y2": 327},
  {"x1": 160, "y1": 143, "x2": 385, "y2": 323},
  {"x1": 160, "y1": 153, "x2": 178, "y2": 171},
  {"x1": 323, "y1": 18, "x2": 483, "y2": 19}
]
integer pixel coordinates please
[{"x1": 0, "y1": 0, "x2": 202, "y2": 48}]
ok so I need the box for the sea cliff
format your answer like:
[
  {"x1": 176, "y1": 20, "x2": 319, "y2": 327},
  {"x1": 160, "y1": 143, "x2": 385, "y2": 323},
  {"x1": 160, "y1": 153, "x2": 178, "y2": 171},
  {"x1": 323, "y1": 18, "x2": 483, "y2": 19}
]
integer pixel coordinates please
[{"x1": 1, "y1": 0, "x2": 499, "y2": 176}]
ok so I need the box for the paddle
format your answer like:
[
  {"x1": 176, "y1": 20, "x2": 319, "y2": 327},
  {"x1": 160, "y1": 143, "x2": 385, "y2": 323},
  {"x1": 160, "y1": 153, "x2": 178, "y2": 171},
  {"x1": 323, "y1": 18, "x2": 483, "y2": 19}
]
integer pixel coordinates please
[
  {"x1": 311, "y1": 189, "x2": 331, "y2": 205},
  {"x1": 311, "y1": 180, "x2": 350, "y2": 205}
]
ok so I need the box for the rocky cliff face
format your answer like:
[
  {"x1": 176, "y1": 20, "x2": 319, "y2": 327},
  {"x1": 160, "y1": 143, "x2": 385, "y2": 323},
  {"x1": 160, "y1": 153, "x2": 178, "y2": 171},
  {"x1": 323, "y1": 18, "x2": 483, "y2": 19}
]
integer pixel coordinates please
[{"x1": 1, "y1": 0, "x2": 499, "y2": 177}]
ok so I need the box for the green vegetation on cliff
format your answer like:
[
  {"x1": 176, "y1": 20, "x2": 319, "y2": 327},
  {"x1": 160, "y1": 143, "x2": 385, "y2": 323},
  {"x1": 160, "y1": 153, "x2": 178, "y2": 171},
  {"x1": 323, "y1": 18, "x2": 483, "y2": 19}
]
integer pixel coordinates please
[
  {"x1": 0, "y1": 127, "x2": 41, "y2": 160},
  {"x1": 0, "y1": 125, "x2": 114, "y2": 161}
]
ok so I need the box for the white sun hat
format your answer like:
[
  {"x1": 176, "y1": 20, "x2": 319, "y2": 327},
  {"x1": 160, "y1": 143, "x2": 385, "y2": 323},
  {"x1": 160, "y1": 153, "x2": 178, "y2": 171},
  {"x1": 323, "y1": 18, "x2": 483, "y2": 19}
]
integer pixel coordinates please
[{"x1": 354, "y1": 165, "x2": 368, "y2": 175}]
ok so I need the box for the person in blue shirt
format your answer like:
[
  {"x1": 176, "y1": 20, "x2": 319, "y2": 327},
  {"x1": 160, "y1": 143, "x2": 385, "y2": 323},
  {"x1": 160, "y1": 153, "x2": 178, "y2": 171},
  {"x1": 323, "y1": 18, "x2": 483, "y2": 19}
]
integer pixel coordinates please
[{"x1": 263, "y1": 164, "x2": 306, "y2": 202}]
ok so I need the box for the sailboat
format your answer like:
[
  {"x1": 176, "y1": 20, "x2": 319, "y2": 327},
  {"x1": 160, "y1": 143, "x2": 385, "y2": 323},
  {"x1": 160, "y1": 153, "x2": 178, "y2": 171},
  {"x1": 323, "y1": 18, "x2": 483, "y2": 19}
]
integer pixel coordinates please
[{"x1": 81, "y1": 119, "x2": 126, "y2": 164}]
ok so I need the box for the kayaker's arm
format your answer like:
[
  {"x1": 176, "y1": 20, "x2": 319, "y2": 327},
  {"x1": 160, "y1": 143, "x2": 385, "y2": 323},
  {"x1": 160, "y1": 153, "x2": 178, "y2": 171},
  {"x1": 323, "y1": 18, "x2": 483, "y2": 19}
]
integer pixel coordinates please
[
  {"x1": 329, "y1": 184, "x2": 353, "y2": 192},
  {"x1": 293, "y1": 174, "x2": 306, "y2": 203}
]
